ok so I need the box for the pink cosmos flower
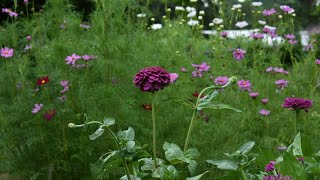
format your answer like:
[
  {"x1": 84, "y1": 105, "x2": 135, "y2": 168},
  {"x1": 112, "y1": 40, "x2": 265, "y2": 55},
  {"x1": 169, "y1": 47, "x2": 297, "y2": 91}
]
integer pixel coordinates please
[
  {"x1": 266, "y1": 67, "x2": 273, "y2": 72},
  {"x1": 250, "y1": 33, "x2": 264, "y2": 40},
  {"x1": 0, "y1": 47, "x2": 14, "y2": 58},
  {"x1": 65, "y1": 54, "x2": 81, "y2": 65},
  {"x1": 275, "y1": 79, "x2": 289, "y2": 90},
  {"x1": 26, "y1": 35, "x2": 32, "y2": 41},
  {"x1": 214, "y1": 76, "x2": 228, "y2": 86},
  {"x1": 238, "y1": 80, "x2": 251, "y2": 91},
  {"x1": 262, "y1": 8, "x2": 276, "y2": 16},
  {"x1": 2, "y1": 8, "x2": 18, "y2": 17},
  {"x1": 288, "y1": 40, "x2": 298, "y2": 45},
  {"x1": 284, "y1": 34, "x2": 295, "y2": 39},
  {"x1": 32, "y1": 104, "x2": 43, "y2": 114},
  {"x1": 180, "y1": 67, "x2": 187, "y2": 72},
  {"x1": 233, "y1": 49, "x2": 246, "y2": 61},
  {"x1": 192, "y1": 70, "x2": 202, "y2": 77},
  {"x1": 315, "y1": 59, "x2": 320, "y2": 65},
  {"x1": 280, "y1": 5, "x2": 295, "y2": 14},
  {"x1": 24, "y1": 0, "x2": 29, "y2": 4},
  {"x1": 82, "y1": 55, "x2": 97, "y2": 61},
  {"x1": 265, "y1": 161, "x2": 276, "y2": 172},
  {"x1": 261, "y1": 99, "x2": 269, "y2": 104},
  {"x1": 220, "y1": 31, "x2": 228, "y2": 38},
  {"x1": 169, "y1": 73, "x2": 179, "y2": 83},
  {"x1": 192, "y1": 62, "x2": 210, "y2": 72},
  {"x1": 249, "y1": 92, "x2": 259, "y2": 99},
  {"x1": 259, "y1": 109, "x2": 270, "y2": 116},
  {"x1": 60, "y1": 80, "x2": 69, "y2": 94}
]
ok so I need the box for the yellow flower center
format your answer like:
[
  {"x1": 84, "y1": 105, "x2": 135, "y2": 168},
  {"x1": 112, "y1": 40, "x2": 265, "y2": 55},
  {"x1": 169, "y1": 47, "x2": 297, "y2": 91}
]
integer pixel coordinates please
[{"x1": 41, "y1": 80, "x2": 46, "y2": 84}]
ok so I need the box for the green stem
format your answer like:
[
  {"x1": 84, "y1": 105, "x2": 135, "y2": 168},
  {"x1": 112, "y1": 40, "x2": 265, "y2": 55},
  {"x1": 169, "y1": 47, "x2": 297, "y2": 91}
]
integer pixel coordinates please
[
  {"x1": 295, "y1": 111, "x2": 299, "y2": 135},
  {"x1": 152, "y1": 92, "x2": 158, "y2": 167},
  {"x1": 183, "y1": 110, "x2": 197, "y2": 151},
  {"x1": 240, "y1": 168, "x2": 247, "y2": 180}
]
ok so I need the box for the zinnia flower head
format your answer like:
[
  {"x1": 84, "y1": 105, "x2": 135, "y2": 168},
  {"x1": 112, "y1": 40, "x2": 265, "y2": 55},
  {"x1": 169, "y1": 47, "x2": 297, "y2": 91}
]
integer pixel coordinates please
[
  {"x1": 214, "y1": 76, "x2": 228, "y2": 86},
  {"x1": 133, "y1": 66, "x2": 171, "y2": 92},
  {"x1": 169, "y1": 73, "x2": 179, "y2": 83},
  {"x1": 43, "y1": 109, "x2": 57, "y2": 121},
  {"x1": 264, "y1": 161, "x2": 276, "y2": 172},
  {"x1": 0, "y1": 47, "x2": 14, "y2": 58},
  {"x1": 37, "y1": 76, "x2": 50, "y2": 86},
  {"x1": 233, "y1": 49, "x2": 246, "y2": 61},
  {"x1": 31, "y1": 104, "x2": 43, "y2": 114},
  {"x1": 259, "y1": 109, "x2": 270, "y2": 116},
  {"x1": 282, "y1": 97, "x2": 312, "y2": 112},
  {"x1": 238, "y1": 79, "x2": 251, "y2": 91}
]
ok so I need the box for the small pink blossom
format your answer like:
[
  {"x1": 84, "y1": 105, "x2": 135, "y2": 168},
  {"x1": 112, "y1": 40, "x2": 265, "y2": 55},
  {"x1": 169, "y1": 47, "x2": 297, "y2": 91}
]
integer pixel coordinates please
[
  {"x1": 262, "y1": 8, "x2": 276, "y2": 16},
  {"x1": 32, "y1": 104, "x2": 43, "y2": 114},
  {"x1": 259, "y1": 109, "x2": 270, "y2": 116},
  {"x1": 238, "y1": 80, "x2": 251, "y2": 91},
  {"x1": 0, "y1": 47, "x2": 14, "y2": 58},
  {"x1": 280, "y1": 5, "x2": 295, "y2": 14},
  {"x1": 220, "y1": 31, "x2": 228, "y2": 38},
  {"x1": 266, "y1": 67, "x2": 273, "y2": 72},
  {"x1": 214, "y1": 76, "x2": 228, "y2": 86},
  {"x1": 180, "y1": 67, "x2": 187, "y2": 72},
  {"x1": 250, "y1": 33, "x2": 264, "y2": 40},
  {"x1": 24, "y1": 0, "x2": 29, "y2": 4},
  {"x1": 2, "y1": 8, "x2": 18, "y2": 17},
  {"x1": 169, "y1": 73, "x2": 179, "y2": 83},
  {"x1": 26, "y1": 35, "x2": 32, "y2": 41},
  {"x1": 288, "y1": 40, "x2": 298, "y2": 45},
  {"x1": 65, "y1": 54, "x2": 81, "y2": 65},
  {"x1": 60, "y1": 80, "x2": 69, "y2": 94},
  {"x1": 192, "y1": 70, "x2": 202, "y2": 77},
  {"x1": 261, "y1": 99, "x2": 269, "y2": 104},
  {"x1": 249, "y1": 92, "x2": 259, "y2": 99},
  {"x1": 233, "y1": 49, "x2": 246, "y2": 61},
  {"x1": 192, "y1": 62, "x2": 210, "y2": 72},
  {"x1": 284, "y1": 34, "x2": 295, "y2": 39},
  {"x1": 315, "y1": 59, "x2": 320, "y2": 65},
  {"x1": 275, "y1": 79, "x2": 289, "y2": 90},
  {"x1": 82, "y1": 55, "x2": 97, "y2": 61}
]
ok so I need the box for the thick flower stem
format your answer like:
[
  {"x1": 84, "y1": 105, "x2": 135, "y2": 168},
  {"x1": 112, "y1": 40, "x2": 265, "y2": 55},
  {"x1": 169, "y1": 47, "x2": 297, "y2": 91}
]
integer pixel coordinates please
[
  {"x1": 295, "y1": 111, "x2": 300, "y2": 135},
  {"x1": 184, "y1": 110, "x2": 197, "y2": 152},
  {"x1": 152, "y1": 92, "x2": 158, "y2": 168},
  {"x1": 240, "y1": 168, "x2": 247, "y2": 180}
]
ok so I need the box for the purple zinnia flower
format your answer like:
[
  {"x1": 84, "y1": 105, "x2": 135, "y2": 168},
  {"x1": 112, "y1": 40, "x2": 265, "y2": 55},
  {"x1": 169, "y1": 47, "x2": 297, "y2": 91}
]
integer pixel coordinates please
[
  {"x1": 261, "y1": 99, "x2": 269, "y2": 104},
  {"x1": 0, "y1": 47, "x2": 14, "y2": 58},
  {"x1": 280, "y1": 5, "x2": 295, "y2": 14},
  {"x1": 214, "y1": 76, "x2": 229, "y2": 86},
  {"x1": 133, "y1": 66, "x2": 171, "y2": 92},
  {"x1": 192, "y1": 62, "x2": 210, "y2": 72},
  {"x1": 264, "y1": 161, "x2": 276, "y2": 172},
  {"x1": 275, "y1": 79, "x2": 289, "y2": 90},
  {"x1": 233, "y1": 49, "x2": 246, "y2": 61},
  {"x1": 259, "y1": 109, "x2": 270, "y2": 116},
  {"x1": 65, "y1": 54, "x2": 81, "y2": 65},
  {"x1": 169, "y1": 73, "x2": 179, "y2": 83},
  {"x1": 32, "y1": 104, "x2": 43, "y2": 114},
  {"x1": 250, "y1": 92, "x2": 259, "y2": 99},
  {"x1": 262, "y1": 8, "x2": 277, "y2": 16},
  {"x1": 315, "y1": 59, "x2": 320, "y2": 65},
  {"x1": 284, "y1": 34, "x2": 295, "y2": 39},
  {"x1": 282, "y1": 97, "x2": 312, "y2": 112},
  {"x1": 238, "y1": 80, "x2": 251, "y2": 91}
]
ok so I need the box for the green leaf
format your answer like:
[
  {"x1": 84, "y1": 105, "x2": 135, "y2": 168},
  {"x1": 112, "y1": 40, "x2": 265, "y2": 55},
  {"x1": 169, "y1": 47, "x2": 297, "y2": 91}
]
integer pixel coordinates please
[
  {"x1": 103, "y1": 117, "x2": 115, "y2": 126},
  {"x1": 158, "y1": 165, "x2": 178, "y2": 179},
  {"x1": 206, "y1": 159, "x2": 238, "y2": 170},
  {"x1": 126, "y1": 141, "x2": 136, "y2": 153},
  {"x1": 162, "y1": 97, "x2": 195, "y2": 109},
  {"x1": 119, "y1": 175, "x2": 141, "y2": 180},
  {"x1": 163, "y1": 142, "x2": 185, "y2": 164},
  {"x1": 278, "y1": 152, "x2": 306, "y2": 179},
  {"x1": 197, "y1": 102, "x2": 242, "y2": 112},
  {"x1": 185, "y1": 148, "x2": 200, "y2": 160},
  {"x1": 90, "y1": 151, "x2": 118, "y2": 175},
  {"x1": 118, "y1": 127, "x2": 135, "y2": 141},
  {"x1": 287, "y1": 132, "x2": 303, "y2": 156},
  {"x1": 186, "y1": 171, "x2": 209, "y2": 180},
  {"x1": 89, "y1": 126, "x2": 105, "y2": 140},
  {"x1": 237, "y1": 141, "x2": 255, "y2": 155},
  {"x1": 188, "y1": 160, "x2": 198, "y2": 176}
]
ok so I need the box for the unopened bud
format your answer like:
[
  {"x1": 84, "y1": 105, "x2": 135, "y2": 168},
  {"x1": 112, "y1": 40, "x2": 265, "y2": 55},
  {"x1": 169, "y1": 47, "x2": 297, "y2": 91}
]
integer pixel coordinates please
[
  {"x1": 229, "y1": 76, "x2": 237, "y2": 84},
  {"x1": 68, "y1": 123, "x2": 76, "y2": 128}
]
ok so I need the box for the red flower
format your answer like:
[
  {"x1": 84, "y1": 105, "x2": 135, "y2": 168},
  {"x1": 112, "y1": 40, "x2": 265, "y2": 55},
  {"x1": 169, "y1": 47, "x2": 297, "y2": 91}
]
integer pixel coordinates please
[
  {"x1": 142, "y1": 104, "x2": 152, "y2": 110},
  {"x1": 43, "y1": 109, "x2": 56, "y2": 121},
  {"x1": 37, "y1": 76, "x2": 50, "y2": 85},
  {"x1": 192, "y1": 90, "x2": 205, "y2": 98}
]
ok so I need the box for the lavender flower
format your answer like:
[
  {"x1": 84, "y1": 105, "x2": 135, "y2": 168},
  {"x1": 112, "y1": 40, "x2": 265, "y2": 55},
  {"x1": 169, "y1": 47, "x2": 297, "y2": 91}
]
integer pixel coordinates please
[
  {"x1": 280, "y1": 5, "x2": 295, "y2": 14},
  {"x1": 261, "y1": 99, "x2": 269, "y2": 104},
  {"x1": 263, "y1": 8, "x2": 277, "y2": 16},
  {"x1": 238, "y1": 80, "x2": 251, "y2": 91},
  {"x1": 275, "y1": 79, "x2": 289, "y2": 90},
  {"x1": 250, "y1": 92, "x2": 259, "y2": 99},
  {"x1": 259, "y1": 109, "x2": 270, "y2": 116},
  {"x1": 32, "y1": 104, "x2": 43, "y2": 114},
  {"x1": 214, "y1": 76, "x2": 229, "y2": 86}
]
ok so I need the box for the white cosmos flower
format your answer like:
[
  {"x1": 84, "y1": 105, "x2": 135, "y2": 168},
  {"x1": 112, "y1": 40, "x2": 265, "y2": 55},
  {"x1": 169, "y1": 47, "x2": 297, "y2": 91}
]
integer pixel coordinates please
[
  {"x1": 252, "y1": 2, "x2": 263, "y2": 6},
  {"x1": 175, "y1": 6, "x2": 185, "y2": 11},
  {"x1": 137, "y1": 13, "x2": 146, "y2": 18},
  {"x1": 235, "y1": 21, "x2": 248, "y2": 28},
  {"x1": 213, "y1": 18, "x2": 223, "y2": 24},
  {"x1": 187, "y1": 11, "x2": 197, "y2": 18},
  {"x1": 151, "y1": 23, "x2": 163, "y2": 30},
  {"x1": 198, "y1": 16, "x2": 203, "y2": 20},
  {"x1": 187, "y1": 20, "x2": 199, "y2": 26},
  {"x1": 258, "y1": 20, "x2": 266, "y2": 25},
  {"x1": 232, "y1": 4, "x2": 242, "y2": 9},
  {"x1": 186, "y1": 6, "x2": 196, "y2": 12},
  {"x1": 238, "y1": 0, "x2": 245, "y2": 2},
  {"x1": 199, "y1": 10, "x2": 205, "y2": 15},
  {"x1": 190, "y1": 0, "x2": 198, "y2": 2}
]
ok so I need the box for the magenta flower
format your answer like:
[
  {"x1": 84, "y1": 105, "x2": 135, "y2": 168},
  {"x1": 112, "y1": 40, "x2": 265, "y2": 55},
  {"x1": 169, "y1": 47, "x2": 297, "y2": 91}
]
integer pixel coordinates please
[
  {"x1": 24, "y1": 0, "x2": 29, "y2": 4},
  {"x1": 249, "y1": 92, "x2": 259, "y2": 99},
  {"x1": 82, "y1": 55, "x2": 97, "y2": 61},
  {"x1": 288, "y1": 40, "x2": 298, "y2": 45},
  {"x1": 261, "y1": 99, "x2": 269, "y2": 104},
  {"x1": 262, "y1": 8, "x2": 277, "y2": 16},
  {"x1": 169, "y1": 73, "x2": 179, "y2": 83},
  {"x1": 238, "y1": 80, "x2": 251, "y2": 91},
  {"x1": 0, "y1": 47, "x2": 14, "y2": 58},
  {"x1": 180, "y1": 67, "x2": 187, "y2": 72},
  {"x1": 284, "y1": 34, "x2": 295, "y2": 39},
  {"x1": 315, "y1": 59, "x2": 320, "y2": 65},
  {"x1": 250, "y1": 33, "x2": 264, "y2": 40},
  {"x1": 282, "y1": 97, "x2": 313, "y2": 112},
  {"x1": 60, "y1": 80, "x2": 69, "y2": 94},
  {"x1": 133, "y1": 66, "x2": 171, "y2": 92},
  {"x1": 65, "y1": 54, "x2": 81, "y2": 65},
  {"x1": 43, "y1": 109, "x2": 57, "y2": 121},
  {"x1": 263, "y1": 174, "x2": 292, "y2": 180},
  {"x1": 233, "y1": 49, "x2": 246, "y2": 61},
  {"x1": 26, "y1": 35, "x2": 32, "y2": 41},
  {"x1": 220, "y1": 31, "x2": 228, "y2": 38},
  {"x1": 259, "y1": 109, "x2": 270, "y2": 116},
  {"x1": 192, "y1": 70, "x2": 202, "y2": 77},
  {"x1": 2, "y1": 8, "x2": 18, "y2": 17},
  {"x1": 264, "y1": 161, "x2": 276, "y2": 172},
  {"x1": 192, "y1": 62, "x2": 210, "y2": 72},
  {"x1": 280, "y1": 5, "x2": 295, "y2": 14},
  {"x1": 214, "y1": 76, "x2": 228, "y2": 86},
  {"x1": 32, "y1": 104, "x2": 43, "y2": 114},
  {"x1": 275, "y1": 79, "x2": 289, "y2": 90}
]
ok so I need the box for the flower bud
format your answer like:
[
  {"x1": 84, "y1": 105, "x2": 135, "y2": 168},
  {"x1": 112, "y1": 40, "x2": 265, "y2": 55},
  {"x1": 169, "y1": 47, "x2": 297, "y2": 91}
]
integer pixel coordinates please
[
  {"x1": 278, "y1": 15, "x2": 283, "y2": 19},
  {"x1": 151, "y1": 18, "x2": 155, "y2": 21},
  {"x1": 68, "y1": 123, "x2": 76, "y2": 128},
  {"x1": 229, "y1": 76, "x2": 237, "y2": 84}
]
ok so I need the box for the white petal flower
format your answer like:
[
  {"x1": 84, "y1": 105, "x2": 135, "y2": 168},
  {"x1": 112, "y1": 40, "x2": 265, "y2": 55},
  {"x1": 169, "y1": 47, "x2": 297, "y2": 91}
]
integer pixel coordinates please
[
  {"x1": 187, "y1": 20, "x2": 199, "y2": 26},
  {"x1": 238, "y1": 0, "x2": 245, "y2": 2},
  {"x1": 212, "y1": 18, "x2": 223, "y2": 24},
  {"x1": 235, "y1": 21, "x2": 248, "y2": 28},
  {"x1": 186, "y1": 6, "x2": 196, "y2": 12},
  {"x1": 252, "y1": 2, "x2": 263, "y2": 6},
  {"x1": 199, "y1": 10, "x2": 205, "y2": 15},
  {"x1": 175, "y1": 6, "x2": 185, "y2": 11},
  {"x1": 190, "y1": 0, "x2": 198, "y2": 2},
  {"x1": 232, "y1": 4, "x2": 242, "y2": 9},
  {"x1": 187, "y1": 11, "x2": 197, "y2": 18},
  {"x1": 151, "y1": 23, "x2": 163, "y2": 30},
  {"x1": 137, "y1": 13, "x2": 146, "y2": 18},
  {"x1": 258, "y1": 20, "x2": 266, "y2": 25}
]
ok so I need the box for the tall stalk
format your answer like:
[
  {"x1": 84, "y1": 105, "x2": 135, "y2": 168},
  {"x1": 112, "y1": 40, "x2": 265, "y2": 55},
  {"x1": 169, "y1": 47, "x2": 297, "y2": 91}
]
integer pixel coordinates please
[{"x1": 152, "y1": 92, "x2": 158, "y2": 167}]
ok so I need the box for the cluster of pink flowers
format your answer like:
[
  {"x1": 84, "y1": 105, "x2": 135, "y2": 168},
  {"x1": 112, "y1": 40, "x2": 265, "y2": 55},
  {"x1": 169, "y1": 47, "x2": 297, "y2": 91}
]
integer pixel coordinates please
[
  {"x1": 262, "y1": 8, "x2": 276, "y2": 16},
  {"x1": 284, "y1": 34, "x2": 297, "y2": 45},
  {"x1": 0, "y1": 47, "x2": 14, "y2": 58},
  {"x1": 265, "y1": 67, "x2": 288, "y2": 75},
  {"x1": 2, "y1": 8, "x2": 18, "y2": 17},
  {"x1": 65, "y1": 54, "x2": 97, "y2": 67},
  {"x1": 191, "y1": 62, "x2": 210, "y2": 77},
  {"x1": 233, "y1": 49, "x2": 246, "y2": 61}
]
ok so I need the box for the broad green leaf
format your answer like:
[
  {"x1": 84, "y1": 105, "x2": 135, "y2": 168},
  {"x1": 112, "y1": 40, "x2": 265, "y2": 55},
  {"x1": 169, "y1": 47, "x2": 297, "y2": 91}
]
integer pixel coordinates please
[
  {"x1": 197, "y1": 102, "x2": 242, "y2": 112},
  {"x1": 103, "y1": 117, "x2": 115, "y2": 126},
  {"x1": 186, "y1": 170, "x2": 209, "y2": 180},
  {"x1": 185, "y1": 148, "x2": 200, "y2": 160},
  {"x1": 278, "y1": 152, "x2": 306, "y2": 180},
  {"x1": 206, "y1": 159, "x2": 238, "y2": 170},
  {"x1": 118, "y1": 127, "x2": 135, "y2": 141},
  {"x1": 89, "y1": 126, "x2": 105, "y2": 140},
  {"x1": 126, "y1": 140, "x2": 135, "y2": 153},
  {"x1": 140, "y1": 158, "x2": 165, "y2": 172},
  {"x1": 301, "y1": 134, "x2": 314, "y2": 156},
  {"x1": 188, "y1": 160, "x2": 198, "y2": 176},
  {"x1": 90, "y1": 151, "x2": 118, "y2": 175},
  {"x1": 159, "y1": 165, "x2": 178, "y2": 179},
  {"x1": 287, "y1": 132, "x2": 303, "y2": 156},
  {"x1": 119, "y1": 175, "x2": 141, "y2": 180},
  {"x1": 163, "y1": 142, "x2": 185, "y2": 164},
  {"x1": 162, "y1": 97, "x2": 195, "y2": 109},
  {"x1": 237, "y1": 141, "x2": 255, "y2": 155}
]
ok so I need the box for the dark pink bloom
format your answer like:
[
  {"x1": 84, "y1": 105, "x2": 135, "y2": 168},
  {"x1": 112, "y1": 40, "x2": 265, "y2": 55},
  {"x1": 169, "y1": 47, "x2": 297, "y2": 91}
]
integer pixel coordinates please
[
  {"x1": 0, "y1": 47, "x2": 14, "y2": 58},
  {"x1": 214, "y1": 76, "x2": 228, "y2": 86},
  {"x1": 263, "y1": 174, "x2": 292, "y2": 180},
  {"x1": 280, "y1": 5, "x2": 295, "y2": 14},
  {"x1": 233, "y1": 49, "x2": 246, "y2": 61},
  {"x1": 43, "y1": 109, "x2": 57, "y2": 121},
  {"x1": 296, "y1": 157, "x2": 304, "y2": 162},
  {"x1": 169, "y1": 73, "x2": 179, "y2": 83},
  {"x1": 133, "y1": 66, "x2": 171, "y2": 92},
  {"x1": 250, "y1": 92, "x2": 259, "y2": 99},
  {"x1": 282, "y1": 97, "x2": 312, "y2": 112},
  {"x1": 31, "y1": 104, "x2": 43, "y2": 114},
  {"x1": 259, "y1": 109, "x2": 270, "y2": 116},
  {"x1": 238, "y1": 80, "x2": 251, "y2": 91},
  {"x1": 262, "y1": 8, "x2": 277, "y2": 16},
  {"x1": 284, "y1": 34, "x2": 295, "y2": 39},
  {"x1": 261, "y1": 99, "x2": 269, "y2": 104},
  {"x1": 264, "y1": 161, "x2": 276, "y2": 172},
  {"x1": 65, "y1": 54, "x2": 81, "y2": 65},
  {"x1": 26, "y1": 35, "x2": 32, "y2": 41}
]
